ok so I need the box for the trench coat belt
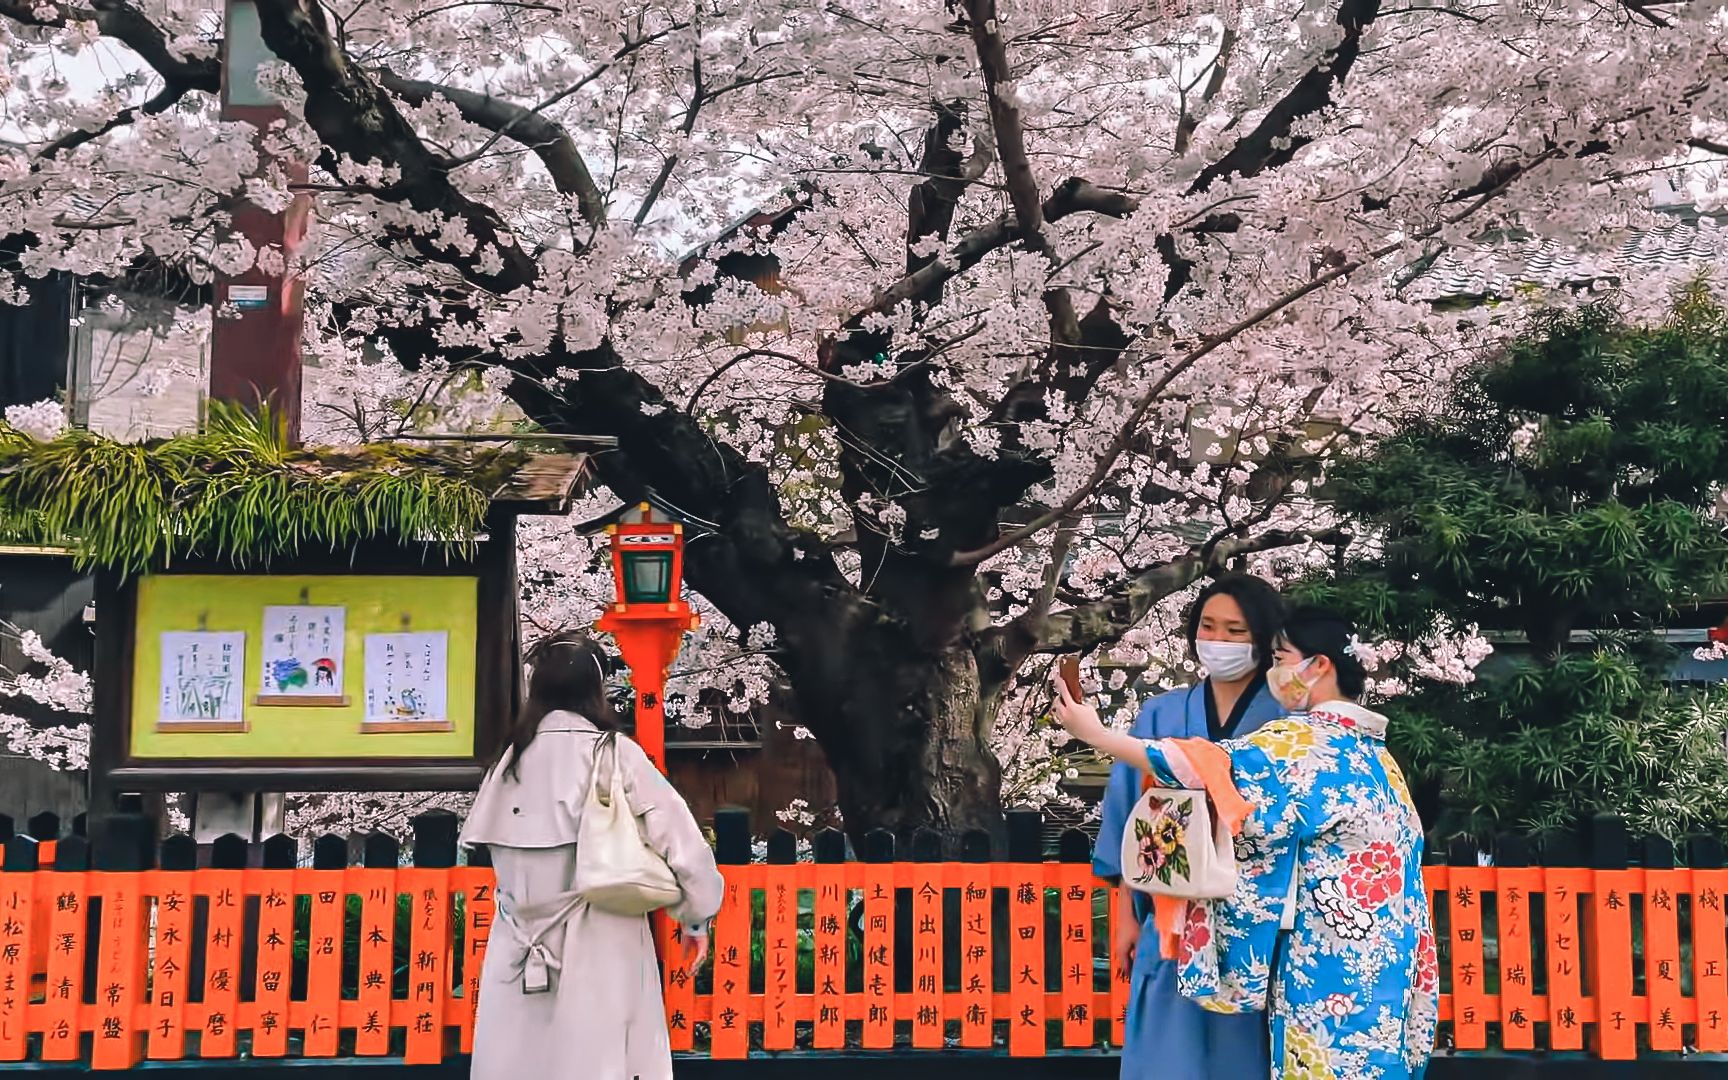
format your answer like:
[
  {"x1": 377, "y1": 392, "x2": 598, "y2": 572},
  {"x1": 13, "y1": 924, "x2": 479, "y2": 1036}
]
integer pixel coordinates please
[{"x1": 494, "y1": 889, "x2": 586, "y2": 992}]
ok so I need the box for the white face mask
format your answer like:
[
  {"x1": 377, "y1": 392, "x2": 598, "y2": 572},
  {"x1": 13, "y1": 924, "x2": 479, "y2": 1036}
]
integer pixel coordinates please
[{"x1": 1195, "y1": 640, "x2": 1257, "y2": 681}]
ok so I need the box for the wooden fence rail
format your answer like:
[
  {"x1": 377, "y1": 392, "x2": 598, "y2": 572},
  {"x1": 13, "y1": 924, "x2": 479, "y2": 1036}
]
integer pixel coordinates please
[{"x1": 0, "y1": 809, "x2": 1720, "y2": 1067}]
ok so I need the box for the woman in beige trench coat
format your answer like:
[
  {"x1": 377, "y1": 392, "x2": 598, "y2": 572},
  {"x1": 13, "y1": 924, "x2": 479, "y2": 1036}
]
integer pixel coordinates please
[{"x1": 460, "y1": 632, "x2": 724, "y2": 1080}]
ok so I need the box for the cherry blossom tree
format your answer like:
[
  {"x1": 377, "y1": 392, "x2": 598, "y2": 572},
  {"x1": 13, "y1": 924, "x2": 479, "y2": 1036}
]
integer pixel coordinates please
[{"x1": 3, "y1": 0, "x2": 1725, "y2": 837}]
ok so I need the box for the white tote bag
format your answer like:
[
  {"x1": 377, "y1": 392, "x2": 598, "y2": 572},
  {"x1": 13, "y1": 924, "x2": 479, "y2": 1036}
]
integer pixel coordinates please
[
  {"x1": 1119, "y1": 786, "x2": 1238, "y2": 900},
  {"x1": 573, "y1": 731, "x2": 683, "y2": 916}
]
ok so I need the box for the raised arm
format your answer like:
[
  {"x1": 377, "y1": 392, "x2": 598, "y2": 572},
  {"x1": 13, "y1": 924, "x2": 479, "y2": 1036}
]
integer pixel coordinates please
[{"x1": 617, "y1": 736, "x2": 726, "y2": 931}]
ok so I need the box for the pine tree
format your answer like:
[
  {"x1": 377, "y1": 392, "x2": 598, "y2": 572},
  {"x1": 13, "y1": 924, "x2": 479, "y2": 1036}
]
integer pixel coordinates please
[{"x1": 1299, "y1": 285, "x2": 1728, "y2": 841}]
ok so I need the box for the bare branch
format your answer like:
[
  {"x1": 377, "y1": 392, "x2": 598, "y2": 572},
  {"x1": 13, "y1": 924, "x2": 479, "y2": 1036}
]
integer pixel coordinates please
[{"x1": 1174, "y1": 24, "x2": 1237, "y2": 157}]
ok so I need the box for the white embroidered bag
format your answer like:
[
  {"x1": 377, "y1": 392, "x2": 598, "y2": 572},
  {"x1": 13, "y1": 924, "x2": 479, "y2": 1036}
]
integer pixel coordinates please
[
  {"x1": 1120, "y1": 784, "x2": 1238, "y2": 899},
  {"x1": 573, "y1": 730, "x2": 682, "y2": 916}
]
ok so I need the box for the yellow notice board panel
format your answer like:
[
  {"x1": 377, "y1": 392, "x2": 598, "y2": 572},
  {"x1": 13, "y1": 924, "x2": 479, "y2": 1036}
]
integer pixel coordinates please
[{"x1": 130, "y1": 574, "x2": 479, "y2": 760}]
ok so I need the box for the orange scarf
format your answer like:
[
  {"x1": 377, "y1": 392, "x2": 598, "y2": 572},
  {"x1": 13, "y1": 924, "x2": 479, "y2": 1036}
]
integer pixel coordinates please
[{"x1": 1144, "y1": 737, "x2": 1253, "y2": 958}]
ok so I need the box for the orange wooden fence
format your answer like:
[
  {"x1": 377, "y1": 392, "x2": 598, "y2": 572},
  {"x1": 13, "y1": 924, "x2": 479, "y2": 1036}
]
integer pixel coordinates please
[{"x1": 0, "y1": 810, "x2": 1720, "y2": 1066}]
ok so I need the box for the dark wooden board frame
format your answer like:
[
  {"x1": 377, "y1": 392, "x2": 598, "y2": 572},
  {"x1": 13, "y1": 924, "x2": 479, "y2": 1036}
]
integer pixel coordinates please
[{"x1": 89, "y1": 512, "x2": 520, "y2": 803}]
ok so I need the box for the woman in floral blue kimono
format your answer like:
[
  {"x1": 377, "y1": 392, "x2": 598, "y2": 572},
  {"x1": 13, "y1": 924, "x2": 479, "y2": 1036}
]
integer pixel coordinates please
[
  {"x1": 1091, "y1": 575, "x2": 1286, "y2": 1080},
  {"x1": 1059, "y1": 608, "x2": 1437, "y2": 1080}
]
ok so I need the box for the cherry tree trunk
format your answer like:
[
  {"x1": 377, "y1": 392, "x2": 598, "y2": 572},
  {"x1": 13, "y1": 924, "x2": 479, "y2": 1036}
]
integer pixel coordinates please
[{"x1": 779, "y1": 619, "x2": 1005, "y2": 846}]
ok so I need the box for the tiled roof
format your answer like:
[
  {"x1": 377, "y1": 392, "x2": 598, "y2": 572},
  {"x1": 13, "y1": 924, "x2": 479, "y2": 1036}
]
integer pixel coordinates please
[{"x1": 1406, "y1": 215, "x2": 1728, "y2": 301}]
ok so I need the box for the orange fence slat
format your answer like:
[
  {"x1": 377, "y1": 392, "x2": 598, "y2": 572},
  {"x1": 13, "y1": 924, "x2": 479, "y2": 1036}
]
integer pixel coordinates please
[
  {"x1": 1445, "y1": 865, "x2": 1489, "y2": 1050},
  {"x1": 1693, "y1": 868, "x2": 1728, "y2": 1051},
  {"x1": 38, "y1": 868, "x2": 87, "y2": 1061},
  {"x1": 1544, "y1": 867, "x2": 1590, "y2": 1052},
  {"x1": 147, "y1": 870, "x2": 194, "y2": 1060},
  {"x1": 1494, "y1": 866, "x2": 1540, "y2": 1050},
  {"x1": 1059, "y1": 866, "x2": 1092, "y2": 1048},
  {"x1": 251, "y1": 871, "x2": 297, "y2": 1058},
  {"x1": 908, "y1": 862, "x2": 942, "y2": 1049},
  {"x1": 354, "y1": 868, "x2": 397, "y2": 1057},
  {"x1": 197, "y1": 870, "x2": 245, "y2": 1059},
  {"x1": 656, "y1": 913, "x2": 695, "y2": 1053},
  {"x1": 0, "y1": 868, "x2": 35, "y2": 1060},
  {"x1": 404, "y1": 868, "x2": 452, "y2": 1065},
  {"x1": 861, "y1": 862, "x2": 894, "y2": 1049},
  {"x1": 90, "y1": 873, "x2": 147, "y2": 1069},
  {"x1": 455, "y1": 867, "x2": 494, "y2": 1055},
  {"x1": 1109, "y1": 883, "x2": 1130, "y2": 1047},
  {"x1": 710, "y1": 866, "x2": 751, "y2": 1059},
  {"x1": 1644, "y1": 868, "x2": 1686, "y2": 1051},
  {"x1": 763, "y1": 863, "x2": 798, "y2": 1050},
  {"x1": 1589, "y1": 868, "x2": 1638, "y2": 1060},
  {"x1": 301, "y1": 869, "x2": 347, "y2": 1057},
  {"x1": 959, "y1": 863, "x2": 991, "y2": 1048},
  {"x1": 812, "y1": 862, "x2": 846, "y2": 1049},
  {"x1": 1007, "y1": 864, "x2": 1044, "y2": 1057}
]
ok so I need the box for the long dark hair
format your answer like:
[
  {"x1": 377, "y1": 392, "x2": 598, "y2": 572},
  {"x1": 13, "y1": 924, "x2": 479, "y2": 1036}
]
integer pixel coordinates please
[
  {"x1": 1183, "y1": 573, "x2": 1287, "y2": 677},
  {"x1": 495, "y1": 630, "x2": 616, "y2": 781},
  {"x1": 1278, "y1": 607, "x2": 1368, "y2": 698}
]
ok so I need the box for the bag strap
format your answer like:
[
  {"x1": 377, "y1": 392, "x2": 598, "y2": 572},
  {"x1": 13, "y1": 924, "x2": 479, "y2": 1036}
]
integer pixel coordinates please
[{"x1": 594, "y1": 730, "x2": 619, "y2": 808}]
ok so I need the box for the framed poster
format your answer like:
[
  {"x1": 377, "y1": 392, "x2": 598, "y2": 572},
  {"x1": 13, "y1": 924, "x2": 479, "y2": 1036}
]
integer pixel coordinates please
[
  {"x1": 362, "y1": 631, "x2": 451, "y2": 733},
  {"x1": 113, "y1": 568, "x2": 486, "y2": 784},
  {"x1": 257, "y1": 604, "x2": 348, "y2": 706},
  {"x1": 159, "y1": 631, "x2": 247, "y2": 731}
]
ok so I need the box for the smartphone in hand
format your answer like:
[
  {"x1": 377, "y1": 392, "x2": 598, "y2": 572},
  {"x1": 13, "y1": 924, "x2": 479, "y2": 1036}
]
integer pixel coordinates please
[{"x1": 1057, "y1": 655, "x2": 1083, "y2": 702}]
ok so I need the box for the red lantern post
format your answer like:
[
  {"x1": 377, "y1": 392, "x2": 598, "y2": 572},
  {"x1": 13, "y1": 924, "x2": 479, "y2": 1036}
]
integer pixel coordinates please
[{"x1": 596, "y1": 504, "x2": 699, "y2": 773}]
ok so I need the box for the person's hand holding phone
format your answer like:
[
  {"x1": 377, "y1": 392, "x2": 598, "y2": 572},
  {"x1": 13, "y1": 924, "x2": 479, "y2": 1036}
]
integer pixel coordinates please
[{"x1": 1051, "y1": 658, "x2": 1107, "y2": 742}]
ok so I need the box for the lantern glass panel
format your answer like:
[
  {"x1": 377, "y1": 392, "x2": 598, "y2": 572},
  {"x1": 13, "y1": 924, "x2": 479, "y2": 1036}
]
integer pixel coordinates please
[{"x1": 623, "y1": 551, "x2": 673, "y2": 603}]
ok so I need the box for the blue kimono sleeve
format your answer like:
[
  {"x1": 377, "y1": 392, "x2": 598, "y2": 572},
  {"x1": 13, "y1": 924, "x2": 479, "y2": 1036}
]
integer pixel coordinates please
[{"x1": 1174, "y1": 739, "x2": 1301, "y2": 1014}]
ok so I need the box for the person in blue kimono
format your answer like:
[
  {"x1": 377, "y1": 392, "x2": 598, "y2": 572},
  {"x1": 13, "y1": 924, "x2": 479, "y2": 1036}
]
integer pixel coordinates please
[
  {"x1": 1062, "y1": 608, "x2": 1437, "y2": 1080},
  {"x1": 1090, "y1": 574, "x2": 1286, "y2": 1080}
]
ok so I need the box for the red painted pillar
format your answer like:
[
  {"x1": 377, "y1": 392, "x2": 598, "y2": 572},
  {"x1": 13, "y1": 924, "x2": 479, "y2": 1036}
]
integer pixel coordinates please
[
  {"x1": 210, "y1": 0, "x2": 310, "y2": 444},
  {"x1": 596, "y1": 612, "x2": 694, "y2": 773}
]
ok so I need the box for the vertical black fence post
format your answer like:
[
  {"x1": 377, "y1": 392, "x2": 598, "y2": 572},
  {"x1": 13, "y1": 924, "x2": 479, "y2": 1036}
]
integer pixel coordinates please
[
  {"x1": 3, "y1": 833, "x2": 38, "y2": 873},
  {"x1": 411, "y1": 812, "x2": 460, "y2": 870},
  {"x1": 54, "y1": 834, "x2": 89, "y2": 872},
  {"x1": 28, "y1": 813, "x2": 59, "y2": 846},
  {"x1": 1590, "y1": 815, "x2": 1630, "y2": 872},
  {"x1": 312, "y1": 834, "x2": 348, "y2": 871}
]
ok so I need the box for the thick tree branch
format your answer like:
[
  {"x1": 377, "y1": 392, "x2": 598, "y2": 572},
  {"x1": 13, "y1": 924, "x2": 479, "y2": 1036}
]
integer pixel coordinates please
[
  {"x1": 962, "y1": 0, "x2": 1081, "y2": 353},
  {"x1": 860, "y1": 178, "x2": 1139, "y2": 321},
  {"x1": 251, "y1": 0, "x2": 540, "y2": 295},
  {"x1": 962, "y1": 0, "x2": 1050, "y2": 256},
  {"x1": 376, "y1": 70, "x2": 605, "y2": 227},
  {"x1": 1174, "y1": 24, "x2": 1237, "y2": 158},
  {"x1": 0, "y1": 0, "x2": 220, "y2": 89},
  {"x1": 1188, "y1": 0, "x2": 1383, "y2": 193}
]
